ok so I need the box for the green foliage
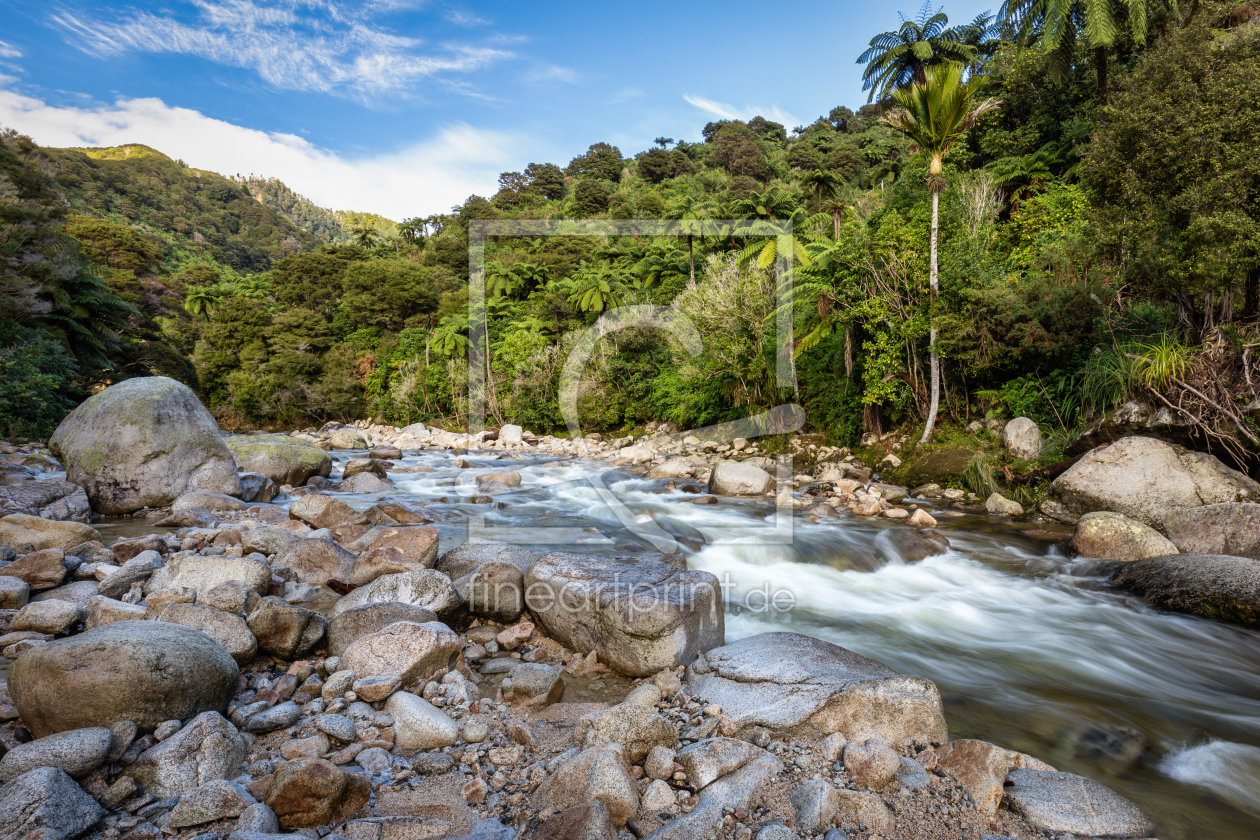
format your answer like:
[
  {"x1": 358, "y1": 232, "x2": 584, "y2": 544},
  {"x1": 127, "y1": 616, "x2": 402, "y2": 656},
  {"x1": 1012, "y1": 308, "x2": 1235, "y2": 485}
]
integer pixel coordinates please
[{"x1": 0, "y1": 324, "x2": 80, "y2": 440}]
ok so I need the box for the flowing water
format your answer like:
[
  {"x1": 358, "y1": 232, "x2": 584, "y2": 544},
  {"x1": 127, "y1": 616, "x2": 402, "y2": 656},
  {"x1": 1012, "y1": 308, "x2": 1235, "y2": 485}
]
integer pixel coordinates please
[{"x1": 94, "y1": 446, "x2": 1260, "y2": 838}]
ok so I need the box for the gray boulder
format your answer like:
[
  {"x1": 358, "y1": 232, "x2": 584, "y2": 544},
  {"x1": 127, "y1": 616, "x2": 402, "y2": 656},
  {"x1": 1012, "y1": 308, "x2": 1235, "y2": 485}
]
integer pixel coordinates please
[
  {"x1": 246, "y1": 597, "x2": 326, "y2": 658},
  {"x1": 125, "y1": 711, "x2": 247, "y2": 798},
  {"x1": 273, "y1": 538, "x2": 358, "y2": 586},
  {"x1": 1164, "y1": 503, "x2": 1260, "y2": 559},
  {"x1": 1002, "y1": 417, "x2": 1043, "y2": 460},
  {"x1": 674, "y1": 737, "x2": 764, "y2": 790},
  {"x1": 456, "y1": 560, "x2": 524, "y2": 622},
  {"x1": 525, "y1": 552, "x2": 724, "y2": 677},
  {"x1": 1113, "y1": 553, "x2": 1260, "y2": 627},
  {"x1": 289, "y1": 494, "x2": 367, "y2": 530},
  {"x1": 237, "y1": 472, "x2": 278, "y2": 504},
  {"x1": 339, "y1": 620, "x2": 461, "y2": 688},
  {"x1": 172, "y1": 490, "x2": 246, "y2": 513},
  {"x1": 531, "y1": 743, "x2": 640, "y2": 828},
  {"x1": 0, "y1": 727, "x2": 113, "y2": 781},
  {"x1": 641, "y1": 751, "x2": 782, "y2": 840},
  {"x1": 326, "y1": 601, "x2": 438, "y2": 656},
  {"x1": 153, "y1": 603, "x2": 258, "y2": 663},
  {"x1": 339, "y1": 472, "x2": 394, "y2": 494},
  {"x1": 708, "y1": 461, "x2": 774, "y2": 496},
  {"x1": 436, "y1": 539, "x2": 538, "y2": 579},
  {"x1": 49, "y1": 376, "x2": 241, "y2": 515},
  {"x1": 686, "y1": 632, "x2": 947, "y2": 745},
  {"x1": 1003, "y1": 769, "x2": 1154, "y2": 838},
  {"x1": 146, "y1": 555, "x2": 271, "y2": 597},
  {"x1": 1070, "y1": 511, "x2": 1177, "y2": 561},
  {"x1": 0, "y1": 480, "x2": 91, "y2": 522},
  {"x1": 8, "y1": 620, "x2": 239, "y2": 737},
  {"x1": 1043, "y1": 436, "x2": 1260, "y2": 528},
  {"x1": 225, "y1": 434, "x2": 332, "y2": 487},
  {"x1": 354, "y1": 568, "x2": 464, "y2": 620},
  {"x1": 0, "y1": 767, "x2": 105, "y2": 840}
]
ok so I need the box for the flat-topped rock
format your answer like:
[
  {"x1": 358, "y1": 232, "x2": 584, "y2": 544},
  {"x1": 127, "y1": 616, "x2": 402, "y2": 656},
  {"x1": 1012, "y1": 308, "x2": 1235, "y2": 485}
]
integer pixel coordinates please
[
  {"x1": 1113, "y1": 553, "x2": 1260, "y2": 627},
  {"x1": 1003, "y1": 769, "x2": 1154, "y2": 838},
  {"x1": 226, "y1": 434, "x2": 332, "y2": 486}
]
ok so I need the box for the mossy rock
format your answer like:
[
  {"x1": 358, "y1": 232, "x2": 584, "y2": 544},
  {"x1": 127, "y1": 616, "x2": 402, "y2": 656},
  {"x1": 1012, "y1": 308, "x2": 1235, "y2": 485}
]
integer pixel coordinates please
[
  {"x1": 898, "y1": 449, "x2": 981, "y2": 487},
  {"x1": 226, "y1": 434, "x2": 332, "y2": 486}
]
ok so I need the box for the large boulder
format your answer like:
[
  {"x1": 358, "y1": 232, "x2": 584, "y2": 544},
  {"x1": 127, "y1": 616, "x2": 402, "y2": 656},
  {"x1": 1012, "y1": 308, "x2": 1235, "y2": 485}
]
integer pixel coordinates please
[
  {"x1": 707, "y1": 461, "x2": 773, "y2": 496},
  {"x1": 1112, "y1": 554, "x2": 1260, "y2": 627},
  {"x1": 1043, "y1": 436, "x2": 1260, "y2": 529},
  {"x1": 146, "y1": 555, "x2": 271, "y2": 597},
  {"x1": 339, "y1": 621, "x2": 461, "y2": 688},
  {"x1": 225, "y1": 434, "x2": 332, "y2": 487},
  {"x1": 326, "y1": 601, "x2": 438, "y2": 656},
  {"x1": 246, "y1": 597, "x2": 326, "y2": 659},
  {"x1": 49, "y1": 376, "x2": 241, "y2": 514},
  {"x1": 354, "y1": 568, "x2": 465, "y2": 620},
  {"x1": 152, "y1": 603, "x2": 258, "y2": 663},
  {"x1": 532, "y1": 744, "x2": 639, "y2": 828},
  {"x1": 8, "y1": 620, "x2": 239, "y2": 737},
  {"x1": 289, "y1": 495, "x2": 366, "y2": 530},
  {"x1": 686, "y1": 632, "x2": 947, "y2": 745},
  {"x1": 0, "y1": 480, "x2": 91, "y2": 522},
  {"x1": 0, "y1": 514, "x2": 99, "y2": 553},
  {"x1": 436, "y1": 539, "x2": 538, "y2": 580},
  {"x1": 1164, "y1": 503, "x2": 1260, "y2": 559},
  {"x1": 273, "y1": 539, "x2": 358, "y2": 586},
  {"x1": 123, "y1": 711, "x2": 247, "y2": 797},
  {"x1": 1070, "y1": 511, "x2": 1177, "y2": 561},
  {"x1": 1002, "y1": 417, "x2": 1043, "y2": 460},
  {"x1": 1003, "y1": 769, "x2": 1154, "y2": 838},
  {"x1": 0, "y1": 727, "x2": 113, "y2": 781},
  {"x1": 525, "y1": 552, "x2": 724, "y2": 677},
  {"x1": 0, "y1": 767, "x2": 105, "y2": 840}
]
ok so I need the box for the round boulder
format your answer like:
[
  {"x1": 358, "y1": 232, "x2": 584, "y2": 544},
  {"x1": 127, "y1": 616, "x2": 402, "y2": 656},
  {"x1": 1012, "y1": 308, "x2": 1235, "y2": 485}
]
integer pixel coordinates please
[
  {"x1": 8, "y1": 620, "x2": 239, "y2": 737},
  {"x1": 225, "y1": 434, "x2": 332, "y2": 487},
  {"x1": 49, "y1": 377, "x2": 240, "y2": 515},
  {"x1": 1002, "y1": 418, "x2": 1044, "y2": 461},
  {"x1": 1071, "y1": 511, "x2": 1177, "y2": 561}
]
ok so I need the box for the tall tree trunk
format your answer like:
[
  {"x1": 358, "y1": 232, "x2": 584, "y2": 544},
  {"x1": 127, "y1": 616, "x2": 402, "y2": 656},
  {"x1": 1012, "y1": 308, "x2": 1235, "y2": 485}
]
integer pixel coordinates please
[
  {"x1": 1095, "y1": 46, "x2": 1109, "y2": 107},
  {"x1": 1244, "y1": 268, "x2": 1259, "y2": 320},
  {"x1": 688, "y1": 234, "x2": 695, "y2": 284},
  {"x1": 920, "y1": 189, "x2": 941, "y2": 444}
]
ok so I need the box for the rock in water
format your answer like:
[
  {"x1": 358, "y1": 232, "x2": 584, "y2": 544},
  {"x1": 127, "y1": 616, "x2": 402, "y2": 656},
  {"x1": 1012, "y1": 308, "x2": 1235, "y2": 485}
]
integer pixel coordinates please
[
  {"x1": 8, "y1": 620, "x2": 239, "y2": 737},
  {"x1": 49, "y1": 377, "x2": 241, "y2": 514},
  {"x1": 1043, "y1": 436, "x2": 1260, "y2": 529},
  {"x1": 686, "y1": 632, "x2": 947, "y2": 745},
  {"x1": 1113, "y1": 553, "x2": 1260, "y2": 628},
  {"x1": 0, "y1": 767, "x2": 105, "y2": 840},
  {"x1": 525, "y1": 552, "x2": 724, "y2": 677},
  {"x1": 225, "y1": 434, "x2": 332, "y2": 486},
  {"x1": 0, "y1": 480, "x2": 91, "y2": 522},
  {"x1": 1003, "y1": 769, "x2": 1154, "y2": 838},
  {"x1": 1070, "y1": 511, "x2": 1177, "y2": 561},
  {"x1": 1163, "y1": 502, "x2": 1260, "y2": 559},
  {"x1": 708, "y1": 461, "x2": 774, "y2": 496}
]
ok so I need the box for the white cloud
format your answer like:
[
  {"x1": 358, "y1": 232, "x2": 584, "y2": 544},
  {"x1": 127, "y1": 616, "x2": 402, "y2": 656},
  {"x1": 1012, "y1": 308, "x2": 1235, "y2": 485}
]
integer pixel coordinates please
[
  {"x1": 0, "y1": 88, "x2": 529, "y2": 219},
  {"x1": 49, "y1": 1, "x2": 511, "y2": 100},
  {"x1": 0, "y1": 41, "x2": 22, "y2": 59},
  {"x1": 446, "y1": 10, "x2": 492, "y2": 26},
  {"x1": 683, "y1": 94, "x2": 798, "y2": 128},
  {"x1": 522, "y1": 64, "x2": 579, "y2": 86}
]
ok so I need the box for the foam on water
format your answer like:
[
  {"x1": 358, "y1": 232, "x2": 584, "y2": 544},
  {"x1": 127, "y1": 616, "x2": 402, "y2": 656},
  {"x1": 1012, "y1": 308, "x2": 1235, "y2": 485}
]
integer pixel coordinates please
[{"x1": 1163, "y1": 741, "x2": 1260, "y2": 815}]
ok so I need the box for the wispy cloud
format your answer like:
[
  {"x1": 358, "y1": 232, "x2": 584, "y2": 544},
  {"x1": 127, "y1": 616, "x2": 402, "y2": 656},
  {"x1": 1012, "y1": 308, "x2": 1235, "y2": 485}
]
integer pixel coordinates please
[
  {"x1": 0, "y1": 88, "x2": 532, "y2": 218},
  {"x1": 48, "y1": 1, "x2": 511, "y2": 101},
  {"x1": 446, "y1": 10, "x2": 492, "y2": 26},
  {"x1": 683, "y1": 94, "x2": 798, "y2": 127},
  {"x1": 0, "y1": 41, "x2": 22, "y2": 60},
  {"x1": 522, "y1": 63, "x2": 580, "y2": 86}
]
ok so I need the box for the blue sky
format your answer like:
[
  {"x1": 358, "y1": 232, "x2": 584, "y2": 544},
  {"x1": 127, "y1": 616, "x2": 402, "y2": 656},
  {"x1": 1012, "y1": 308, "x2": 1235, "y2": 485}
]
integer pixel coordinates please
[{"x1": 0, "y1": 0, "x2": 993, "y2": 218}]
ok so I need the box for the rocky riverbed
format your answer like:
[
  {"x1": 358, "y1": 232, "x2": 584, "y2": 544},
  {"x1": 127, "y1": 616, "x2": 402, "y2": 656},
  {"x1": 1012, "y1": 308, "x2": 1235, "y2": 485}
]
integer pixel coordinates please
[{"x1": 5, "y1": 377, "x2": 1260, "y2": 840}]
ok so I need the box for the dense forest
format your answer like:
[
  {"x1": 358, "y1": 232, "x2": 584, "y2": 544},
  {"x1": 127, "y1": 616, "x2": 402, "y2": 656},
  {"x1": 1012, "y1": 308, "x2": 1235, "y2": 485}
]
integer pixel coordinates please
[{"x1": 3, "y1": 0, "x2": 1258, "y2": 472}]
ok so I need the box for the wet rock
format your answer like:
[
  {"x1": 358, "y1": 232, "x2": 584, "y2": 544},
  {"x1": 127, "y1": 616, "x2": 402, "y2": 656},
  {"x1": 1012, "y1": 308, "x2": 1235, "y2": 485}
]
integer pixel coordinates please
[
  {"x1": 707, "y1": 461, "x2": 773, "y2": 496},
  {"x1": 985, "y1": 493, "x2": 1024, "y2": 516},
  {"x1": 1113, "y1": 553, "x2": 1260, "y2": 627},
  {"x1": 791, "y1": 779, "x2": 839, "y2": 832},
  {"x1": 9, "y1": 621, "x2": 239, "y2": 737},
  {"x1": 844, "y1": 738, "x2": 899, "y2": 789},
  {"x1": 525, "y1": 552, "x2": 723, "y2": 677},
  {"x1": 0, "y1": 727, "x2": 112, "y2": 781},
  {"x1": 457, "y1": 560, "x2": 524, "y2": 623},
  {"x1": 262, "y1": 757, "x2": 371, "y2": 829},
  {"x1": 343, "y1": 459, "x2": 388, "y2": 480},
  {"x1": 675, "y1": 737, "x2": 764, "y2": 791},
  {"x1": 237, "y1": 472, "x2": 278, "y2": 504},
  {"x1": 11, "y1": 599, "x2": 81, "y2": 634},
  {"x1": 273, "y1": 539, "x2": 358, "y2": 586},
  {"x1": 1072, "y1": 726, "x2": 1150, "y2": 773},
  {"x1": 476, "y1": 471, "x2": 521, "y2": 487},
  {"x1": 1071, "y1": 511, "x2": 1177, "y2": 561},
  {"x1": 326, "y1": 601, "x2": 438, "y2": 657},
  {"x1": 500, "y1": 662, "x2": 566, "y2": 710},
  {"x1": 173, "y1": 490, "x2": 246, "y2": 513},
  {"x1": 246, "y1": 597, "x2": 326, "y2": 658},
  {"x1": 153, "y1": 603, "x2": 257, "y2": 663},
  {"x1": 340, "y1": 620, "x2": 460, "y2": 687},
  {"x1": 1002, "y1": 769, "x2": 1155, "y2": 838},
  {"x1": 340, "y1": 472, "x2": 394, "y2": 494},
  {"x1": 537, "y1": 801, "x2": 618, "y2": 840},
  {"x1": 436, "y1": 540, "x2": 538, "y2": 579},
  {"x1": 385, "y1": 692, "x2": 459, "y2": 750},
  {"x1": 167, "y1": 780, "x2": 256, "y2": 828},
  {"x1": 532, "y1": 743, "x2": 639, "y2": 828},
  {"x1": 687, "y1": 632, "x2": 947, "y2": 744},
  {"x1": 125, "y1": 712, "x2": 247, "y2": 798},
  {"x1": 226, "y1": 434, "x2": 332, "y2": 487},
  {"x1": 366, "y1": 501, "x2": 442, "y2": 526},
  {"x1": 879, "y1": 528, "x2": 950, "y2": 563},
  {"x1": 0, "y1": 767, "x2": 105, "y2": 840},
  {"x1": 1044, "y1": 436, "x2": 1260, "y2": 528},
  {"x1": 0, "y1": 480, "x2": 90, "y2": 522},
  {"x1": 0, "y1": 515, "x2": 99, "y2": 554},
  {"x1": 640, "y1": 751, "x2": 782, "y2": 840},
  {"x1": 146, "y1": 555, "x2": 271, "y2": 597},
  {"x1": 1164, "y1": 502, "x2": 1260, "y2": 559},
  {"x1": 577, "y1": 702, "x2": 676, "y2": 763}
]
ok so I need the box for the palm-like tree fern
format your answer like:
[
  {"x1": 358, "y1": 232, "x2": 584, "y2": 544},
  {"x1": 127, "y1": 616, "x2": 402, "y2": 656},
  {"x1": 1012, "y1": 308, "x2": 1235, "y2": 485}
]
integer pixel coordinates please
[{"x1": 858, "y1": 3, "x2": 978, "y2": 102}]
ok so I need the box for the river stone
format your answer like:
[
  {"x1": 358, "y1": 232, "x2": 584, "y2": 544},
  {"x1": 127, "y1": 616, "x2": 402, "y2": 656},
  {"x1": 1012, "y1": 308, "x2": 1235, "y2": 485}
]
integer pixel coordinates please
[
  {"x1": 936, "y1": 739, "x2": 1025, "y2": 817},
  {"x1": 247, "y1": 597, "x2": 326, "y2": 658},
  {"x1": 675, "y1": 737, "x2": 764, "y2": 791},
  {"x1": 0, "y1": 480, "x2": 91, "y2": 522},
  {"x1": 0, "y1": 727, "x2": 113, "y2": 781},
  {"x1": 791, "y1": 779, "x2": 840, "y2": 832},
  {"x1": 476, "y1": 471, "x2": 521, "y2": 487},
  {"x1": 226, "y1": 434, "x2": 332, "y2": 487},
  {"x1": 640, "y1": 751, "x2": 783, "y2": 840},
  {"x1": 436, "y1": 539, "x2": 538, "y2": 579},
  {"x1": 153, "y1": 603, "x2": 257, "y2": 662},
  {"x1": 240, "y1": 527, "x2": 300, "y2": 556},
  {"x1": 1070, "y1": 511, "x2": 1177, "y2": 561},
  {"x1": 237, "y1": 472, "x2": 278, "y2": 504},
  {"x1": 536, "y1": 801, "x2": 617, "y2": 840},
  {"x1": 3, "y1": 548, "x2": 67, "y2": 590},
  {"x1": 340, "y1": 473, "x2": 393, "y2": 494},
  {"x1": 273, "y1": 538, "x2": 357, "y2": 586},
  {"x1": 342, "y1": 459, "x2": 388, "y2": 480},
  {"x1": 347, "y1": 526, "x2": 439, "y2": 568},
  {"x1": 236, "y1": 802, "x2": 280, "y2": 834},
  {"x1": 985, "y1": 493, "x2": 1024, "y2": 516},
  {"x1": 11, "y1": 599, "x2": 81, "y2": 634},
  {"x1": 0, "y1": 767, "x2": 105, "y2": 840},
  {"x1": 385, "y1": 692, "x2": 459, "y2": 749},
  {"x1": 843, "y1": 738, "x2": 900, "y2": 789},
  {"x1": 340, "y1": 621, "x2": 461, "y2": 687},
  {"x1": 457, "y1": 560, "x2": 524, "y2": 622},
  {"x1": 244, "y1": 701, "x2": 301, "y2": 734},
  {"x1": 0, "y1": 575, "x2": 29, "y2": 608},
  {"x1": 96, "y1": 551, "x2": 163, "y2": 599},
  {"x1": 577, "y1": 702, "x2": 676, "y2": 764},
  {"x1": 833, "y1": 789, "x2": 895, "y2": 834},
  {"x1": 532, "y1": 743, "x2": 639, "y2": 828},
  {"x1": 327, "y1": 430, "x2": 368, "y2": 450},
  {"x1": 85, "y1": 595, "x2": 147, "y2": 627},
  {"x1": 146, "y1": 555, "x2": 271, "y2": 597},
  {"x1": 327, "y1": 601, "x2": 438, "y2": 656},
  {"x1": 348, "y1": 546, "x2": 425, "y2": 588},
  {"x1": 1002, "y1": 418, "x2": 1043, "y2": 460},
  {"x1": 366, "y1": 501, "x2": 442, "y2": 526},
  {"x1": 686, "y1": 632, "x2": 947, "y2": 745},
  {"x1": 358, "y1": 568, "x2": 464, "y2": 619},
  {"x1": 167, "y1": 779, "x2": 257, "y2": 828},
  {"x1": 31, "y1": 580, "x2": 99, "y2": 610},
  {"x1": 9, "y1": 621, "x2": 239, "y2": 737},
  {"x1": 1044, "y1": 436, "x2": 1260, "y2": 528},
  {"x1": 49, "y1": 377, "x2": 241, "y2": 514},
  {"x1": 173, "y1": 490, "x2": 247, "y2": 513},
  {"x1": 200, "y1": 579, "x2": 261, "y2": 616},
  {"x1": 263, "y1": 757, "x2": 371, "y2": 829},
  {"x1": 1112, "y1": 553, "x2": 1260, "y2": 627},
  {"x1": 500, "y1": 662, "x2": 565, "y2": 710},
  {"x1": 0, "y1": 515, "x2": 100, "y2": 553},
  {"x1": 525, "y1": 552, "x2": 724, "y2": 677},
  {"x1": 1003, "y1": 769, "x2": 1154, "y2": 838},
  {"x1": 707, "y1": 461, "x2": 773, "y2": 496},
  {"x1": 315, "y1": 713, "x2": 356, "y2": 743},
  {"x1": 125, "y1": 711, "x2": 247, "y2": 797},
  {"x1": 289, "y1": 495, "x2": 367, "y2": 530},
  {"x1": 1164, "y1": 503, "x2": 1260, "y2": 559}
]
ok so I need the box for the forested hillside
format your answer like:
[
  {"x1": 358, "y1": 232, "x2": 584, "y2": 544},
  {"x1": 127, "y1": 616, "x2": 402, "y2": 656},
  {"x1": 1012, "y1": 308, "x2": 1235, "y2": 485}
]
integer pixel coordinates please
[{"x1": 3, "y1": 0, "x2": 1258, "y2": 474}]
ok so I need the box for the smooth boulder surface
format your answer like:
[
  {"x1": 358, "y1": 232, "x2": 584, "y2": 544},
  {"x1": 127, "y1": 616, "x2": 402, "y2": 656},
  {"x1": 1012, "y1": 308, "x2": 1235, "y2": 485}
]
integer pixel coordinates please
[
  {"x1": 0, "y1": 514, "x2": 99, "y2": 553},
  {"x1": 226, "y1": 434, "x2": 333, "y2": 486},
  {"x1": 436, "y1": 539, "x2": 538, "y2": 580},
  {"x1": 146, "y1": 555, "x2": 272, "y2": 597},
  {"x1": 0, "y1": 767, "x2": 105, "y2": 840},
  {"x1": 126, "y1": 712, "x2": 247, "y2": 797},
  {"x1": 1164, "y1": 503, "x2": 1260, "y2": 559},
  {"x1": 273, "y1": 538, "x2": 358, "y2": 586},
  {"x1": 687, "y1": 632, "x2": 948, "y2": 745},
  {"x1": 1003, "y1": 769, "x2": 1154, "y2": 838},
  {"x1": 1002, "y1": 417, "x2": 1043, "y2": 460},
  {"x1": 326, "y1": 601, "x2": 438, "y2": 657},
  {"x1": 49, "y1": 376, "x2": 241, "y2": 514},
  {"x1": 1113, "y1": 554, "x2": 1260, "y2": 627},
  {"x1": 8, "y1": 620, "x2": 239, "y2": 737},
  {"x1": 357, "y1": 568, "x2": 464, "y2": 619},
  {"x1": 1070, "y1": 511, "x2": 1177, "y2": 561},
  {"x1": 339, "y1": 620, "x2": 461, "y2": 687},
  {"x1": 0, "y1": 727, "x2": 113, "y2": 781},
  {"x1": 263, "y1": 757, "x2": 371, "y2": 829},
  {"x1": 525, "y1": 552, "x2": 724, "y2": 677},
  {"x1": 153, "y1": 603, "x2": 258, "y2": 662},
  {"x1": 1043, "y1": 436, "x2": 1260, "y2": 528},
  {"x1": 531, "y1": 744, "x2": 640, "y2": 828},
  {"x1": 708, "y1": 461, "x2": 774, "y2": 496},
  {"x1": 0, "y1": 480, "x2": 91, "y2": 522}
]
